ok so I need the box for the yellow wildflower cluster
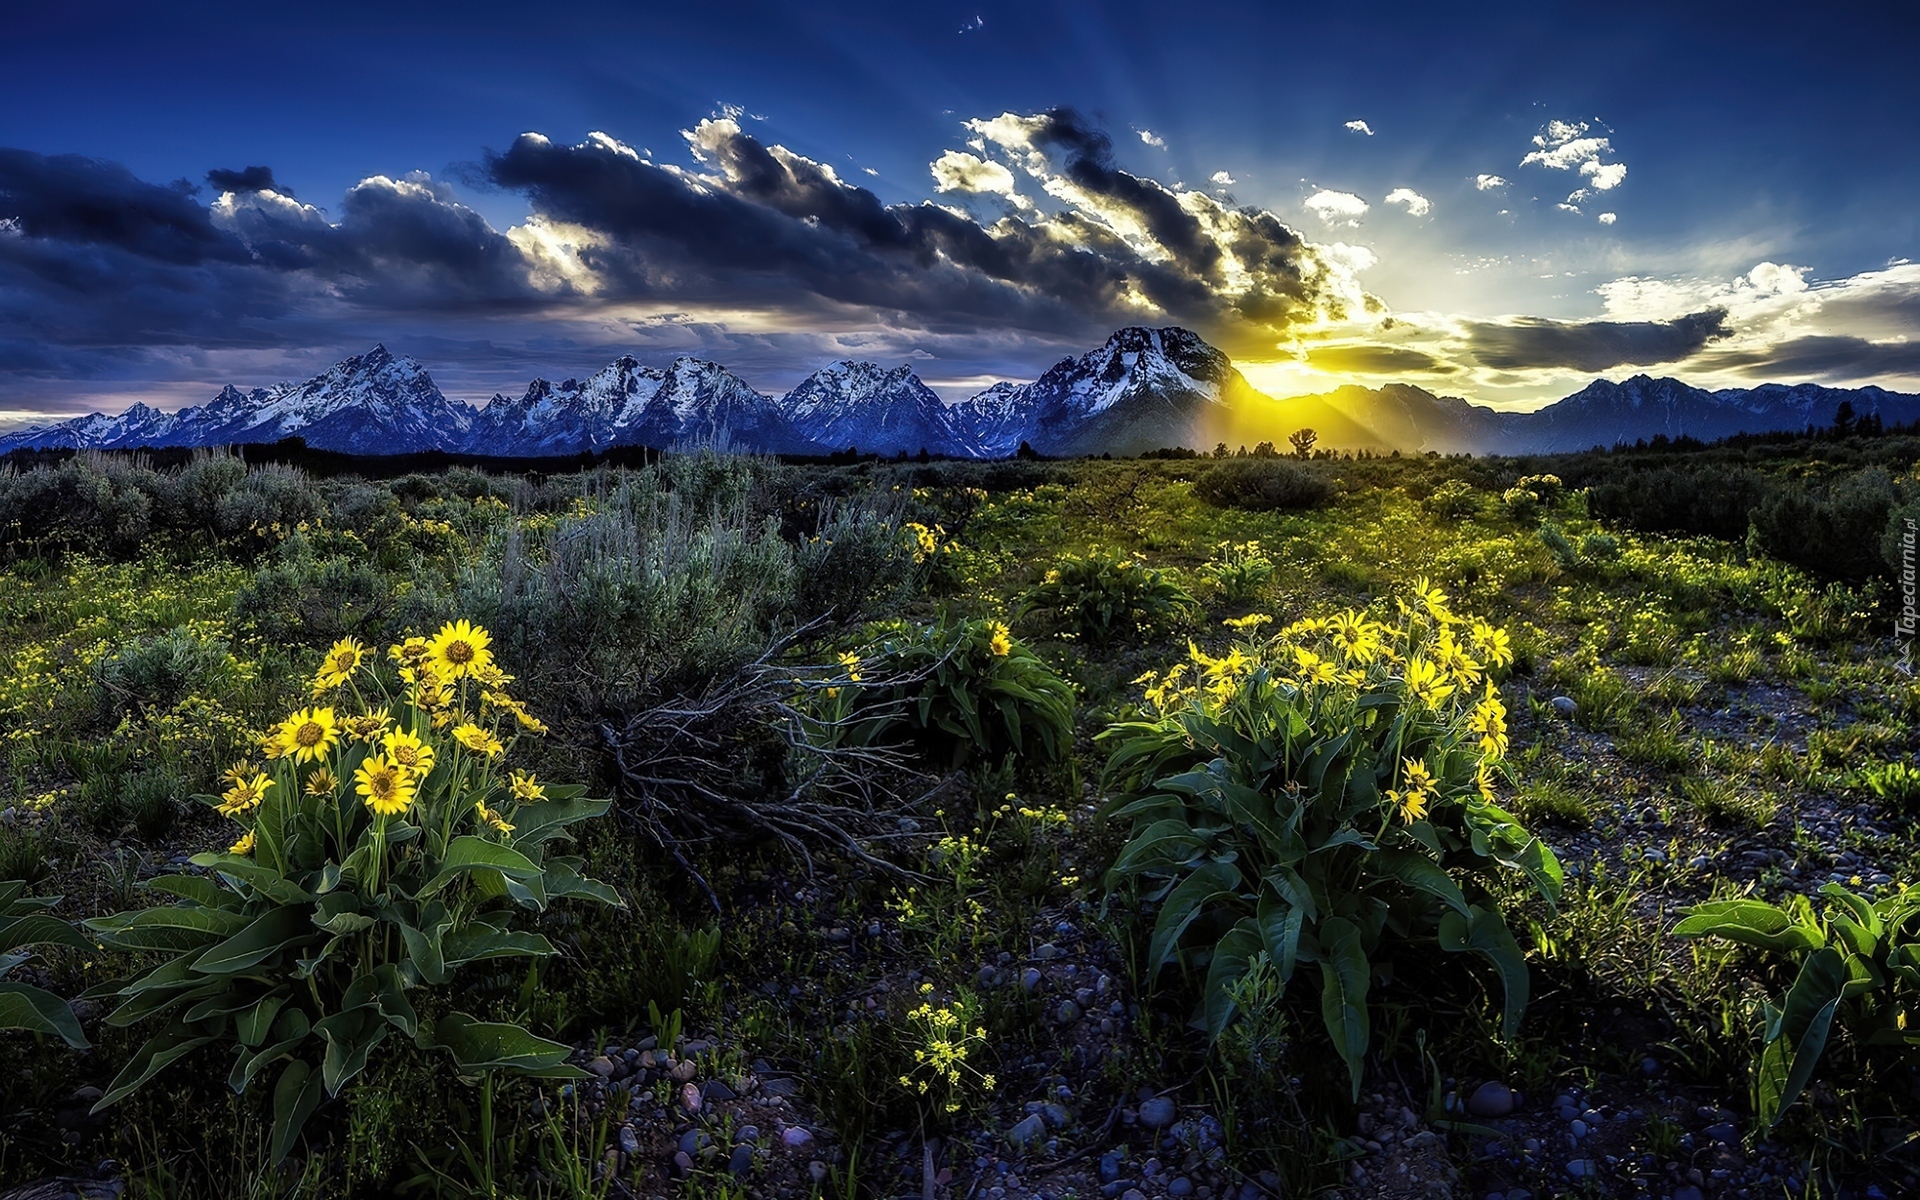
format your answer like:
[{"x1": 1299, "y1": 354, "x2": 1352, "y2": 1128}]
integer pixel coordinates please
[
  {"x1": 986, "y1": 621, "x2": 1013, "y2": 657},
  {"x1": 897, "y1": 984, "x2": 994, "y2": 1114},
  {"x1": 904, "y1": 521, "x2": 943, "y2": 563},
  {"x1": 221, "y1": 619, "x2": 548, "y2": 854}
]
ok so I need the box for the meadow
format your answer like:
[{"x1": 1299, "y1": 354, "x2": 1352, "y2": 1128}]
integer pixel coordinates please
[{"x1": 0, "y1": 434, "x2": 1915, "y2": 1200}]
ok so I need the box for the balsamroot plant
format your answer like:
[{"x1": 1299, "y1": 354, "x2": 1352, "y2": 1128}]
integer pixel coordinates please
[
  {"x1": 870, "y1": 616, "x2": 1076, "y2": 769},
  {"x1": 0, "y1": 880, "x2": 92, "y2": 1047},
  {"x1": 84, "y1": 621, "x2": 618, "y2": 1161},
  {"x1": 1101, "y1": 582, "x2": 1561, "y2": 1098},
  {"x1": 1019, "y1": 548, "x2": 1198, "y2": 647},
  {"x1": 1674, "y1": 881, "x2": 1920, "y2": 1128}
]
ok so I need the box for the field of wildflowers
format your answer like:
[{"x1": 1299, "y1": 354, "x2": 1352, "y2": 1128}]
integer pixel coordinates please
[{"x1": 0, "y1": 438, "x2": 1916, "y2": 1199}]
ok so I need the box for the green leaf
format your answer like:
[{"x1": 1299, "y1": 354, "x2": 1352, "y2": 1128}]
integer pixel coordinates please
[
  {"x1": 1148, "y1": 860, "x2": 1242, "y2": 976},
  {"x1": 237, "y1": 993, "x2": 288, "y2": 1048},
  {"x1": 1673, "y1": 900, "x2": 1825, "y2": 954},
  {"x1": 424, "y1": 1011, "x2": 584, "y2": 1076},
  {"x1": 270, "y1": 1059, "x2": 325, "y2": 1162},
  {"x1": 0, "y1": 981, "x2": 89, "y2": 1047},
  {"x1": 441, "y1": 927, "x2": 557, "y2": 969},
  {"x1": 1370, "y1": 850, "x2": 1471, "y2": 918},
  {"x1": 1759, "y1": 947, "x2": 1847, "y2": 1127},
  {"x1": 416, "y1": 837, "x2": 543, "y2": 901},
  {"x1": 1202, "y1": 922, "x2": 1263, "y2": 1039},
  {"x1": 0, "y1": 913, "x2": 93, "y2": 954},
  {"x1": 316, "y1": 1007, "x2": 388, "y2": 1096},
  {"x1": 143, "y1": 874, "x2": 233, "y2": 910},
  {"x1": 1318, "y1": 916, "x2": 1371, "y2": 1102},
  {"x1": 505, "y1": 791, "x2": 607, "y2": 847},
  {"x1": 95, "y1": 1028, "x2": 220, "y2": 1109},
  {"x1": 193, "y1": 905, "x2": 318, "y2": 976},
  {"x1": 86, "y1": 905, "x2": 247, "y2": 952},
  {"x1": 187, "y1": 854, "x2": 314, "y2": 906},
  {"x1": 1439, "y1": 906, "x2": 1531, "y2": 1039}
]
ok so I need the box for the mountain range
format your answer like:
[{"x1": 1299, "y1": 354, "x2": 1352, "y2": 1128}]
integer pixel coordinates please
[{"x1": 4, "y1": 328, "x2": 1915, "y2": 459}]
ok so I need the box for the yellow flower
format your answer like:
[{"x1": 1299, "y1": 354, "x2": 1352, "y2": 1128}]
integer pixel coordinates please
[
  {"x1": 1391, "y1": 788, "x2": 1430, "y2": 822},
  {"x1": 343, "y1": 709, "x2": 393, "y2": 742},
  {"x1": 987, "y1": 621, "x2": 1013, "y2": 657},
  {"x1": 314, "y1": 637, "x2": 367, "y2": 689},
  {"x1": 453, "y1": 722, "x2": 504, "y2": 757},
  {"x1": 1469, "y1": 688, "x2": 1509, "y2": 757},
  {"x1": 1469, "y1": 620, "x2": 1513, "y2": 669},
  {"x1": 217, "y1": 772, "x2": 274, "y2": 818},
  {"x1": 837, "y1": 651, "x2": 863, "y2": 684},
  {"x1": 1402, "y1": 658, "x2": 1456, "y2": 707},
  {"x1": 1475, "y1": 760, "x2": 1499, "y2": 804},
  {"x1": 382, "y1": 729, "x2": 437, "y2": 776},
  {"x1": 475, "y1": 803, "x2": 516, "y2": 834},
  {"x1": 388, "y1": 636, "x2": 431, "y2": 669},
  {"x1": 355, "y1": 754, "x2": 416, "y2": 817},
  {"x1": 1327, "y1": 610, "x2": 1382, "y2": 662},
  {"x1": 304, "y1": 767, "x2": 339, "y2": 797},
  {"x1": 509, "y1": 770, "x2": 546, "y2": 802},
  {"x1": 271, "y1": 707, "x2": 339, "y2": 763},
  {"x1": 427, "y1": 620, "x2": 494, "y2": 682},
  {"x1": 1402, "y1": 577, "x2": 1461, "y2": 625},
  {"x1": 228, "y1": 830, "x2": 256, "y2": 856}
]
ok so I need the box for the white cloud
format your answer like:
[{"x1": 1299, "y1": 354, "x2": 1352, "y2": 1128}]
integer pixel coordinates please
[
  {"x1": 929, "y1": 150, "x2": 1032, "y2": 210},
  {"x1": 1554, "y1": 202, "x2": 1582, "y2": 214},
  {"x1": 1138, "y1": 129, "x2": 1165, "y2": 148},
  {"x1": 862, "y1": 167, "x2": 879, "y2": 177},
  {"x1": 1210, "y1": 170, "x2": 1235, "y2": 186},
  {"x1": 1305, "y1": 189, "x2": 1369, "y2": 225},
  {"x1": 1580, "y1": 160, "x2": 1627, "y2": 190},
  {"x1": 1384, "y1": 188, "x2": 1431, "y2": 217},
  {"x1": 1344, "y1": 120, "x2": 1374, "y2": 136},
  {"x1": 1597, "y1": 212, "x2": 1617, "y2": 225},
  {"x1": 1521, "y1": 119, "x2": 1627, "y2": 195},
  {"x1": 1474, "y1": 174, "x2": 1508, "y2": 191}
]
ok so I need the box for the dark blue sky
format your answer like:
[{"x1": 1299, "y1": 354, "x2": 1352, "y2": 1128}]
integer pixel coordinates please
[{"x1": 2, "y1": 0, "x2": 1916, "y2": 420}]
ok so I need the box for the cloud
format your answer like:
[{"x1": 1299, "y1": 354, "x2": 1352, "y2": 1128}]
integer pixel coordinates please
[
  {"x1": 0, "y1": 148, "x2": 253, "y2": 265},
  {"x1": 1466, "y1": 308, "x2": 1734, "y2": 372},
  {"x1": 1474, "y1": 174, "x2": 1508, "y2": 191},
  {"x1": 1598, "y1": 212, "x2": 1617, "y2": 225},
  {"x1": 1520, "y1": 118, "x2": 1627, "y2": 194},
  {"x1": 1137, "y1": 129, "x2": 1165, "y2": 148},
  {"x1": 1384, "y1": 188, "x2": 1431, "y2": 217},
  {"x1": 1304, "y1": 189, "x2": 1368, "y2": 225},
  {"x1": 1344, "y1": 120, "x2": 1373, "y2": 135},
  {"x1": 207, "y1": 165, "x2": 286, "y2": 195},
  {"x1": 1305, "y1": 343, "x2": 1450, "y2": 373},
  {"x1": 1210, "y1": 170, "x2": 1235, "y2": 186},
  {"x1": 929, "y1": 150, "x2": 1030, "y2": 209},
  {"x1": 1702, "y1": 334, "x2": 1920, "y2": 380}
]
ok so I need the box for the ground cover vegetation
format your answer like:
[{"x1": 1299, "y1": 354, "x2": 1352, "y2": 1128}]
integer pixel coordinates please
[{"x1": 0, "y1": 426, "x2": 1916, "y2": 1199}]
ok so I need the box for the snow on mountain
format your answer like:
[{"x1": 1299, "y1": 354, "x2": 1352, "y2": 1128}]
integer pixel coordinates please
[
  {"x1": 946, "y1": 382, "x2": 1033, "y2": 457},
  {"x1": 774, "y1": 361, "x2": 966, "y2": 455}
]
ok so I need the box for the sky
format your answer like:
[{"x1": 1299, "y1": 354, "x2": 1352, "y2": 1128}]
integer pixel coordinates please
[{"x1": 1, "y1": 0, "x2": 1917, "y2": 428}]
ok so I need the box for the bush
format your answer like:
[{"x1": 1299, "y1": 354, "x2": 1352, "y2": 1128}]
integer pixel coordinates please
[
  {"x1": 1675, "y1": 882, "x2": 1920, "y2": 1128},
  {"x1": 84, "y1": 622, "x2": 616, "y2": 1161},
  {"x1": 0, "y1": 879, "x2": 92, "y2": 1047},
  {"x1": 868, "y1": 617, "x2": 1075, "y2": 770},
  {"x1": 1102, "y1": 586, "x2": 1560, "y2": 1097},
  {"x1": 1019, "y1": 549, "x2": 1198, "y2": 646},
  {"x1": 1586, "y1": 464, "x2": 1769, "y2": 541},
  {"x1": 1501, "y1": 474, "x2": 1565, "y2": 525},
  {"x1": 1423, "y1": 479, "x2": 1481, "y2": 520},
  {"x1": 92, "y1": 627, "x2": 239, "y2": 726},
  {"x1": 1193, "y1": 460, "x2": 1332, "y2": 511},
  {"x1": 1751, "y1": 467, "x2": 1901, "y2": 582},
  {"x1": 1198, "y1": 540, "x2": 1276, "y2": 604}
]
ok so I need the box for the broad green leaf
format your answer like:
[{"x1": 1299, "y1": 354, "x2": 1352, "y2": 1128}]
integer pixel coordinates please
[
  {"x1": 1760, "y1": 947, "x2": 1847, "y2": 1127},
  {"x1": 0, "y1": 914, "x2": 92, "y2": 953},
  {"x1": 193, "y1": 906, "x2": 317, "y2": 976},
  {"x1": 0, "y1": 981, "x2": 90, "y2": 1047},
  {"x1": 96, "y1": 1029, "x2": 220, "y2": 1109},
  {"x1": 1673, "y1": 901, "x2": 1825, "y2": 954},
  {"x1": 317, "y1": 1008, "x2": 388, "y2": 1095},
  {"x1": 237, "y1": 993, "x2": 288, "y2": 1048},
  {"x1": 1318, "y1": 917, "x2": 1371, "y2": 1102},
  {"x1": 87, "y1": 905, "x2": 247, "y2": 952},
  {"x1": 1438, "y1": 906, "x2": 1530, "y2": 1039},
  {"x1": 1202, "y1": 923, "x2": 1263, "y2": 1039},
  {"x1": 441, "y1": 927, "x2": 557, "y2": 969},
  {"x1": 270, "y1": 1059, "x2": 325, "y2": 1162},
  {"x1": 143, "y1": 875, "x2": 233, "y2": 910},
  {"x1": 416, "y1": 837, "x2": 543, "y2": 901},
  {"x1": 1148, "y1": 860, "x2": 1242, "y2": 976},
  {"x1": 187, "y1": 855, "x2": 314, "y2": 906},
  {"x1": 425, "y1": 1011, "x2": 584, "y2": 1076},
  {"x1": 1370, "y1": 850, "x2": 1470, "y2": 919}
]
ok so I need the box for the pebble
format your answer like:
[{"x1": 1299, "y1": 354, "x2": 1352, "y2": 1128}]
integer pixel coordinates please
[
  {"x1": 1036, "y1": 942, "x2": 1061, "y2": 960},
  {"x1": 1122, "y1": 1191, "x2": 1146, "y2": 1200},
  {"x1": 808, "y1": 1161, "x2": 828, "y2": 1184},
  {"x1": 1549, "y1": 695, "x2": 1578, "y2": 717},
  {"x1": 672, "y1": 1150, "x2": 694, "y2": 1176},
  {"x1": 1674, "y1": 1188, "x2": 1704, "y2": 1200},
  {"x1": 1021, "y1": 968, "x2": 1045, "y2": 991},
  {"x1": 617, "y1": 1124, "x2": 640, "y2": 1156},
  {"x1": 586, "y1": 1055, "x2": 616, "y2": 1079},
  {"x1": 1099, "y1": 1153, "x2": 1122, "y2": 1183},
  {"x1": 1570, "y1": 1119, "x2": 1588, "y2": 1138},
  {"x1": 1565, "y1": 1159, "x2": 1596, "y2": 1178},
  {"x1": 679, "y1": 1082, "x2": 701, "y2": 1113},
  {"x1": 1466, "y1": 1081, "x2": 1515, "y2": 1118},
  {"x1": 1056, "y1": 1000, "x2": 1080, "y2": 1023},
  {"x1": 1168, "y1": 1178, "x2": 1194, "y2": 1197},
  {"x1": 781, "y1": 1126, "x2": 814, "y2": 1149},
  {"x1": 704, "y1": 1079, "x2": 737, "y2": 1102},
  {"x1": 1703, "y1": 1122, "x2": 1738, "y2": 1145},
  {"x1": 737, "y1": 1125, "x2": 759, "y2": 1143},
  {"x1": 1009, "y1": 1114, "x2": 1047, "y2": 1148},
  {"x1": 728, "y1": 1144, "x2": 753, "y2": 1176},
  {"x1": 1139, "y1": 1096, "x2": 1178, "y2": 1128}
]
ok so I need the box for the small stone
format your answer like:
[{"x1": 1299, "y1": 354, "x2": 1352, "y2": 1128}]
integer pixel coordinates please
[
  {"x1": 1169, "y1": 1178, "x2": 1195, "y2": 1197},
  {"x1": 808, "y1": 1161, "x2": 829, "y2": 1184},
  {"x1": 728, "y1": 1144, "x2": 754, "y2": 1176},
  {"x1": 1122, "y1": 1191, "x2": 1147, "y2": 1200},
  {"x1": 1056, "y1": 1000, "x2": 1081, "y2": 1024},
  {"x1": 672, "y1": 1150, "x2": 694, "y2": 1176},
  {"x1": 1021, "y1": 968, "x2": 1045, "y2": 991},
  {"x1": 1703, "y1": 1122, "x2": 1738, "y2": 1145},
  {"x1": 586, "y1": 1055, "x2": 616, "y2": 1078},
  {"x1": 1570, "y1": 1120, "x2": 1588, "y2": 1138},
  {"x1": 617, "y1": 1124, "x2": 641, "y2": 1156},
  {"x1": 1043, "y1": 1102, "x2": 1071, "y2": 1128},
  {"x1": 670, "y1": 1059, "x2": 698, "y2": 1083},
  {"x1": 704, "y1": 1079, "x2": 737, "y2": 1102},
  {"x1": 679, "y1": 1082, "x2": 702, "y2": 1113},
  {"x1": 1466, "y1": 1081, "x2": 1515, "y2": 1118},
  {"x1": 782, "y1": 1126, "x2": 815, "y2": 1149},
  {"x1": 1673, "y1": 1188, "x2": 1704, "y2": 1200},
  {"x1": 1549, "y1": 695, "x2": 1578, "y2": 718},
  {"x1": 1641, "y1": 1056, "x2": 1660, "y2": 1075},
  {"x1": 1036, "y1": 942, "x2": 1061, "y2": 960},
  {"x1": 1009, "y1": 1114, "x2": 1047, "y2": 1149},
  {"x1": 1139, "y1": 1096, "x2": 1178, "y2": 1128},
  {"x1": 737, "y1": 1125, "x2": 759, "y2": 1143},
  {"x1": 1099, "y1": 1153, "x2": 1123, "y2": 1183},
  {"x1": 1565, "y1": 1159, "x2": 1595, "y2": 1178}
]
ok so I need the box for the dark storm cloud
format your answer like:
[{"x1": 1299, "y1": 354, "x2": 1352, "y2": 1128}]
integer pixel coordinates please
[
  {"x1": 1305, "y1": 343, "x2": 1452, "y2": 374},
  {"x1": 207, "y1": 165, "x2": 287, "y2": 195},
  {"x1": 482, "y1": 111, "x2": 1359, "y2": 353},
  {"x1": 0, "y1": 148, "x2": 252, "y2": 265},
  {"x1": 1466, "y1": 308, "x2": 1732, "y2": 371},
  {"x1": 1706, "y1": 334, "x2": 1920, "y2": 380}
]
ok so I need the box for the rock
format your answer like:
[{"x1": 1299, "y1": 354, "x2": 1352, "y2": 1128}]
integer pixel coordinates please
[
  {"x1": 670, "y1": 1059, "x2": 698, "y2": 1083},
  {"x1": 1122, "y1": 1191, "x2": 1147, "y2": 1200},
  {"x1": 1569, "y1": 1120, "x2": 1588, "y2": 1138},
  {"x1": 1099, "y1": 1153, "x2": 1123, "y2": 1183},
  {"x1": 586, "y1": 1055, "x2": 616, "y2": 1078},
  {"x1": 1565, "y1": 1159, "x2": 1595, "y2": 1178},
  {"x1": 1673, "y1": 1188, "x2": 1704, "y2": 1200},
  {"x1": 763, "y1": 1077, "x2": 801, "y2": 1097},
  {"x1": 1020, "y1": 968, "x2": 1045, "y2": 992},
  {"x1": 1139, "y1": 1096, "x2": 1178, "y2": 1128},
  {"x1": 617, "y1": 1124, "x2": 641, "y2": 1156},
  {"x1": 704, "y1": 1079, "x2": 737, "y2": 1102},
  {"x1": 1549, "y1": 696, "x2": 1578, "y2": 718},
  {"x1": 1008, "y1": 1114, "x2": 1047, "y2": 1149},
  {"x1": 1043, "y1": 1102, "x2": 1071, "y2": 1128},
  {"x1": 1466, "y1": 1081, "x2": 1515, "y2": 1118},
  {"x1": 1036, "y1": 942, "x2": 1061, "y2": 960},
  {"x1": 1169, "y1": 1178, "x2": 1195, "y2": 1197},
  {"x1": 737, "y1": 1125, "x2": 759, "y2": 1143},
  {"x1": 781, "y1": 1126, "x2": 815, "y2": 1149},
  {"x1": 1641, "y1": 1056, "x2": 1660, "y2": 1075},
  {"x1": 1703, "y1": 1122, "x2": 1738, "y2": 1145},
  {"x1": 679, "y1": 1082, "x2": 702, "y2": 1113},
  {"x1": 672, "y1": 1151, "x2": 694, "y2": 1177},
  {"x1": 728, "y1": 1144, "x2": 754, "y2": 1176},
  {"x1": 1056, "y1": 1000, "x2": 1080, "y2": 1024},
  {"x1": 808, "y1": 1161, "x2": 829, "y2": 1184}
]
